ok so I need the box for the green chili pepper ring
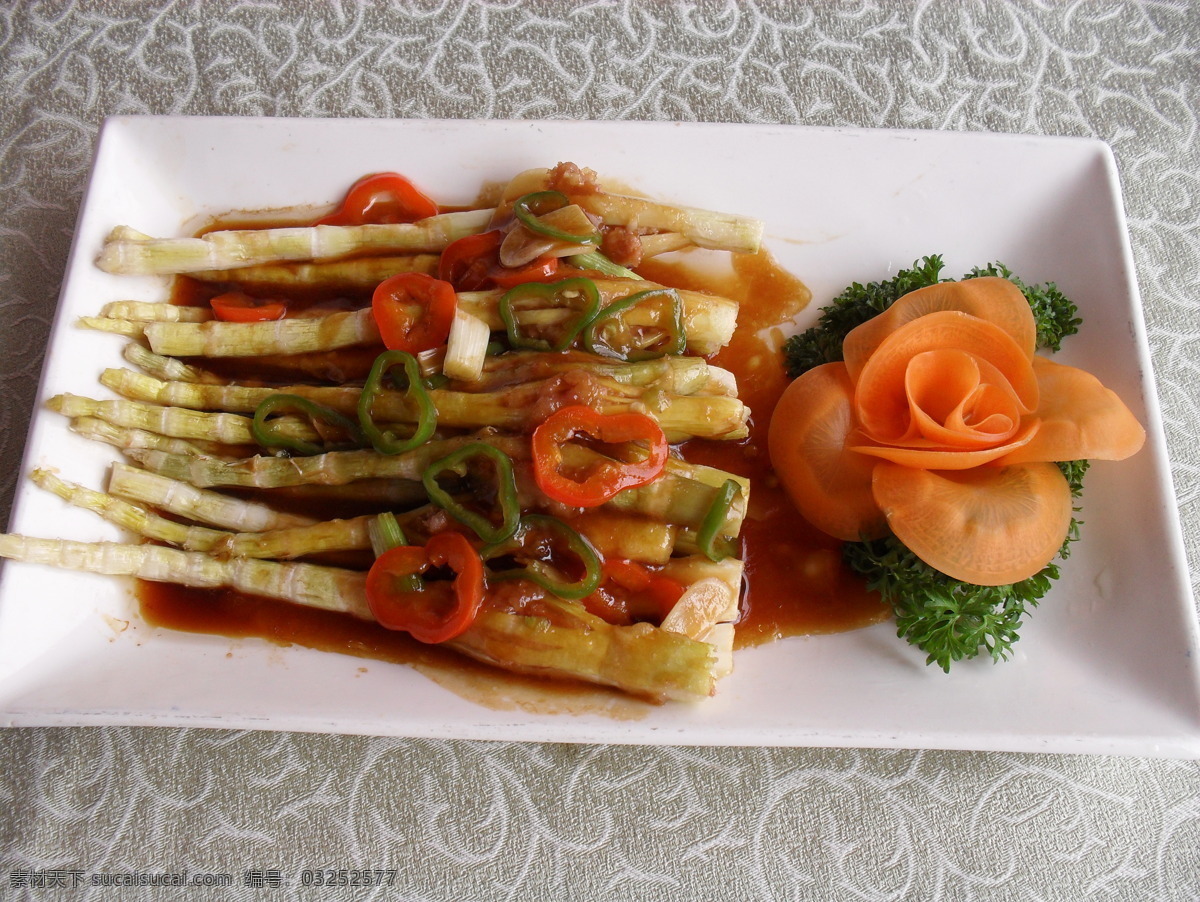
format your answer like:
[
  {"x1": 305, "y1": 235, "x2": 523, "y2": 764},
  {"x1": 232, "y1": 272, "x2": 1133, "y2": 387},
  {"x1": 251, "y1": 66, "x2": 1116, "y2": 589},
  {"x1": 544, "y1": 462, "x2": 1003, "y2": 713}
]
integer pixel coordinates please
[
  {"x1": 251, "y1": 393, "x2": 364, "y2": 456},
  {"x1": 422, "y1": 442, "x2": 521, "y2": 544},
  {"x1": 481, "y1": 514, "x2": 602, "y2": 600},
  {"x1": 512, "y1": 191, "x2": 599, "y2": 245},
  {"x1": 358, "y1": 350, "x2": 438, "y2": 455},
  {"x1": 500, "y1": 278, "x2": 601, "y2": 352},
  {"x1": 582, "y1": 288, "x2": 687, "y2": 362},
  {"x1": 697, "y1": 479, "x2": 741, "y2": 562}
]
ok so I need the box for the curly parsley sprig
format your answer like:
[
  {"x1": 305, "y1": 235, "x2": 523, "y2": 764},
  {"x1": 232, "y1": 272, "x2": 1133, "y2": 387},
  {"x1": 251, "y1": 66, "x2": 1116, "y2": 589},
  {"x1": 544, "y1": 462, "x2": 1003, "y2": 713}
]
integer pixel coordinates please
[
  {"x1": 964, "y1": 262, "x2": 1081, "y2": 352},
  {"x1": 781, "y1": 256, "x2": 1086, "y2": 670}
]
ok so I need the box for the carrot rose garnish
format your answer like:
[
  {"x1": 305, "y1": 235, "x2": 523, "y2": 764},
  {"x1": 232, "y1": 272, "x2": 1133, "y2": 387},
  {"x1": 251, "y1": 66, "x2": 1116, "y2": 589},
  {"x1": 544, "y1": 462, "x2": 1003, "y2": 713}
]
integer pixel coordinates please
[{"x1": 769, "y1": 276, "x2": 1145, "y2": 586}]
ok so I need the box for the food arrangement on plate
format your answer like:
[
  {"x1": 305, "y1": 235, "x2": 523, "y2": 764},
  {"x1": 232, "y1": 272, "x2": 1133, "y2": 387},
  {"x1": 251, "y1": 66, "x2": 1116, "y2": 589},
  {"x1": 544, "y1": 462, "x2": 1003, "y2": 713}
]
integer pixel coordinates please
[{"x1": 0, "y1": 160, "x2": 1145, "y2": 702}]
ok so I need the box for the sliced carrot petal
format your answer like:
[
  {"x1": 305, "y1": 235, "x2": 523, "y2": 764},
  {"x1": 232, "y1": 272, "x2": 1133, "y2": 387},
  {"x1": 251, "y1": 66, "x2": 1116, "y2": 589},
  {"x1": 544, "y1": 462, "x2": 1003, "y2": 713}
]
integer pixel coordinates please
[
  {"x1": 999, "y1": 356, "x2": 1147, "y2": 464},
  {"x1": 843, "y1": 277, "x2": 1036, "y2": 380},
  {"x1": 905, "y1": 349, "x2": 1024, "y2": 448},
  {"x1": 767, "y1": 363, "x2": 887, "y2": 541},
  {"x1": 854, "y1": 310, "x2": 1039, "y2": 444},
  {"x1": 872, "y1": 461, "x2": 1073, "y2": 585},
  {"x1": 850, "y1": 420, "x2": 1041, "y2": 470}
]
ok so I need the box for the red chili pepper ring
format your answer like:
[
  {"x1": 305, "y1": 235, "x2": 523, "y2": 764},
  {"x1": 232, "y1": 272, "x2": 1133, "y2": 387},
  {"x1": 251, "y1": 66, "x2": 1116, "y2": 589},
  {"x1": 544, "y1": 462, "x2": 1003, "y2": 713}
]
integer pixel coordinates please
[
  {"x1": 315, "y1": 172, "x2": 439, "y2": 226},
  {"x1": 531, "y1": 405, "x2": 669, "y2": 508},
  {"x1": 371, "y1": 272, "x2": 457, "y2": 354},
  {"x1": 365, "y1": 532, "x2": 485, "y2": 644}
]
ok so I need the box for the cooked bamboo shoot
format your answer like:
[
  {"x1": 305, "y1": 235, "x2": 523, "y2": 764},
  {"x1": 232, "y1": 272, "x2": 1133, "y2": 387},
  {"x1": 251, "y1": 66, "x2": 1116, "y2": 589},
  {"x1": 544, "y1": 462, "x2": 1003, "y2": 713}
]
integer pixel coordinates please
[
  {"x1": 144, "y1": 308, "x2": 380, "y2": 358},
  {"x1": 0, "y1": 535, "x2": 372, "y2": 618},
  {"x1": 98, "y1": 367, "x2": 747, "y2": 441},
  {"x1": 32, "y1": 469, "x2": 371, "y2": 558},
  {"x1": 97, "y1": 210, "x2": 493, "y2": 275},
  {"x1": 0, "y1": 533, "x2": 717, "y2": 700},
  {"x1": 107, "y1": 463, "x2": 316, "y2": 530},
  {"x1": 190, "y1": 254, "x2": 439, "y2": 289},
  {"x1": 11, "y1": 160, "x2": 769, "y2": 702}
]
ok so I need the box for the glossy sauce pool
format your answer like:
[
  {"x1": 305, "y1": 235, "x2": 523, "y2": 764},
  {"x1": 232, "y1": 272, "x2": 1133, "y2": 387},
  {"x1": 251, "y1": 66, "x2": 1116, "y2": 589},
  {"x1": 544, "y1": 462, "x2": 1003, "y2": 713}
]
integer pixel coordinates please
[
  {"x1": 638, "y1": 250, "x2": 888, "y2": 646},
  {"x1": 139, "y1": 245, "x2": 888, "y2": 701}
]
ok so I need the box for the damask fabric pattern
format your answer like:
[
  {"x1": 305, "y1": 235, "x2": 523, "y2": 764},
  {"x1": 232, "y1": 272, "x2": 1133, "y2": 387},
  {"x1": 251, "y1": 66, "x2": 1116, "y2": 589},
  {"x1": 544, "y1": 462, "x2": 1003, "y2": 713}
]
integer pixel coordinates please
[{"x1": 0, "y1": 1, "x2": 1197, "y2": 900}]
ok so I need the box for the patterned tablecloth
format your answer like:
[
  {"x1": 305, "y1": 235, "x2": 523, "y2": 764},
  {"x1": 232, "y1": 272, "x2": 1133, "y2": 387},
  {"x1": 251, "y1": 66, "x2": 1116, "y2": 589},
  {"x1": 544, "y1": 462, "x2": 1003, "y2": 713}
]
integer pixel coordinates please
[{"x1": 1, "y1": 2, "x2": 1198, "y2": 899}]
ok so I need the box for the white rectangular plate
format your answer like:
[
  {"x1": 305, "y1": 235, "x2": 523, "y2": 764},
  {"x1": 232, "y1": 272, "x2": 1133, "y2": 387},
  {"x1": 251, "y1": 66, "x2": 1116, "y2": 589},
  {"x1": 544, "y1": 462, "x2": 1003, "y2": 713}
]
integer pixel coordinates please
[{"x1": 2, "y1": 117, "x2": 1198, "y2": 756}]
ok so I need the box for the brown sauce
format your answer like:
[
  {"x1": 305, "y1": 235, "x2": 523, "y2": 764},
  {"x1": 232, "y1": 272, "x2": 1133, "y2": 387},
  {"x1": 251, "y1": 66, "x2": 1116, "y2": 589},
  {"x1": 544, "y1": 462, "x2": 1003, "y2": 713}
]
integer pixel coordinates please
[
  {"x1": 139, "y1": 232, "x2": 887, "y2": 704},
  {"x1": 638, "y1": 250, "x2": 888, "y2": 645},
  {"x1": 139, "y1": 583, "x2": 651, "y2": 718}
]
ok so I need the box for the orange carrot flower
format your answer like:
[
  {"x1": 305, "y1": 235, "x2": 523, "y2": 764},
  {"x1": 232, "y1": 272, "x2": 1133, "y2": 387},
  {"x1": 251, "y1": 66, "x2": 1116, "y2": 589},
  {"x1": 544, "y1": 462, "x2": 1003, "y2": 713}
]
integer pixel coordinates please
[{"x1": 767, "y1": 277, "x2": 1145, "y2": 585}]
